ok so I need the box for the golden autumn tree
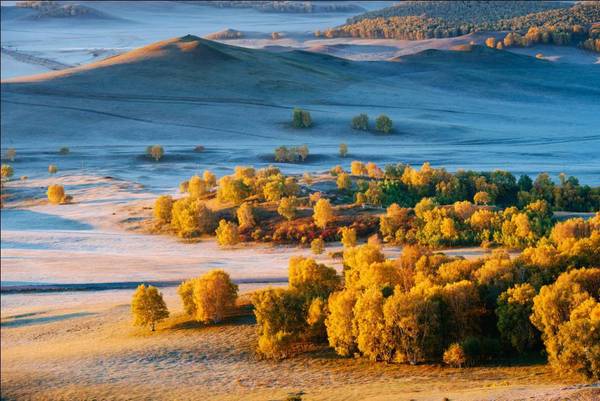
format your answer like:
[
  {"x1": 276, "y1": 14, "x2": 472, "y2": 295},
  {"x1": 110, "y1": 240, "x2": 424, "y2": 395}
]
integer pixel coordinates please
[
  {"x1": 178, "y1": 269, "x2": 238, "y2": 324},
  {"x1": 313, "y1": 198, "x2": 333, "y2": 229},
  {"x1": 153, "y1": 195, "x2": 173, "y2": 225},
  {"x1": 131, "y1": 284, "x2": 169, "y2": 331}
]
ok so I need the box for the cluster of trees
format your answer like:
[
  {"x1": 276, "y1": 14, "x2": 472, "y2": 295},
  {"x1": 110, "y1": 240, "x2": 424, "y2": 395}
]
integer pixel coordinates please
[
  {"x1": 292, "y1": 108, "x2": 312, "y2": 128},
  {"x1": 250, "y1": 217, "x2": 599, "y2": 379},
  {"x1": 153, "y1": 170, "x2": 218, "y2": 238},
  {"x1": 201, "y1": 1, "x2": 364, "y2": 14},
  {"x1": 146, "y1": 145, "x2": 164, "y2": 161},
  {"x1": 486, "y1": 24, "x2": 595, "y2": 51},
  {"x1": 131, "y1": 269, "x2": 239, "y2": 331},
  {"x1": 216, "y1": 165, "x2": 300, "y2": 204},
  {"x1": 351, "y1": 114, "x2": 393, "y2": 134},
  {"x1": 345, "y1": 1, "x2": 568, "y2": 26},
  {"x1": 152, "y1": 162, "x2": 598, "y2": 251},
  {"x1": 274, "y1": 145, "x2": 309, "y2": 163},
  {"x1": 379, "y1": 198, "x2": 556, "y2": 249},
  {"x1": 347, "y1": 162, "x2": 599, "y2": 212},
  {"x1": 153, "y1": 166, "x2": 305, "y2": 241},
  {"x1": 317, "y1": 1, "x2": 599, "y2": 52}
]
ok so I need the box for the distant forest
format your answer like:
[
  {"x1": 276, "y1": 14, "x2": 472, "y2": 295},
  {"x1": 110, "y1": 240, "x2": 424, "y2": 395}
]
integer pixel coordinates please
[
  {"x1": 316, "y1": 1, "x2": 600, "y2": 52},
  {"x1": 189, "y1": 1, "x2": 365, "y2": 14}
]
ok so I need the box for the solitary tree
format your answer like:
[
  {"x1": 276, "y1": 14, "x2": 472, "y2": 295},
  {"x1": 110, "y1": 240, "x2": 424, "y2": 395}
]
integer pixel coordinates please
[
  {"x1": 58, "y1": 147, "x2": 70, "y2": 155},
  {"x1": 5, "y1": 148, "x2": 16, "y2": 162},
  {"x1": 375, "y1": 115, "x2": 392, "y2": 133},
  {"x1": 147, "y1": 145, "x2": 164, "y2": 161},
  {"x1": 339, "y1": 143, "x2": 348, "y2": 157},
  {"x1": 47, "y1": 184, "x2": 68, "y2": 204},
  {"x1": 313, "y1": 198, "x2": 333, "y2": 229},
  {"x1": 48, "y1": 164, "x2": 58, "y2": 174},
  {"x1": 131, "y1": 284, "x2": 169, "y2": 331}
]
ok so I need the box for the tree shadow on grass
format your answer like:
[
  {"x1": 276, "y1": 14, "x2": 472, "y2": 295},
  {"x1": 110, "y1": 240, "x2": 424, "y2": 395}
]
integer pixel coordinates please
[{"x1": 167, "y1": 313, "x2": 256, "y2": 331}]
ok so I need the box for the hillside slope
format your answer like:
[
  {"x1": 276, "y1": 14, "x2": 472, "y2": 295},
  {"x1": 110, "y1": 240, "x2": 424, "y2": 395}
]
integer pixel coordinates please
[{"x1": 1, "y1": 35, "x2": 599, "y2": 181}]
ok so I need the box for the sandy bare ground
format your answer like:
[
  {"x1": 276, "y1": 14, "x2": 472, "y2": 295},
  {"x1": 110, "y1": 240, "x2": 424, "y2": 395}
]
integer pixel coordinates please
[{"x1": 1, "y1": 302, "x2": 597, "y2": 401}]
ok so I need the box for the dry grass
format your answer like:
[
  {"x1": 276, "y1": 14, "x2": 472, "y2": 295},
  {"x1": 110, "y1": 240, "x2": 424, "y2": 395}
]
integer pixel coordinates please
[{"x1": 2, "y1": 303, "x2": 596, "y2": 401}]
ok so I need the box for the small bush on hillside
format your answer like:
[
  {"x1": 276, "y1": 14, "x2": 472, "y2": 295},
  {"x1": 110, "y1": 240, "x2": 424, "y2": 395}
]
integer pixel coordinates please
[
  {"x1": 194, "y1": 145, "x2": 205, "y2": 153},
  {"x1": 339, "y1": 143, "x2": 348, "y2": 157},
  {"x1": 48, "y1": 164, "x2": 58, "y2": 174},
  {"x1": 443, "y1": 343, "x2": 467, "y2": 367},
  {"x1": 375, "y1": 115, "x2": 393, "y2": 133},
  {"x1": 351, "y1": 113, "x2": 369, "y2": 130},
  {"x1": 146, "y1": 145, "x2": 164, "y2": 161},
  {"x1": 292, "y1": 108, "x2": 312, "y2": 128},
  {"x1": 237, "y1": 202, "x2": 256, "y2": 229},
  {"x1": 178, "y1": 269, "x2": 238, "y2": 323},
  {"x1": 131, "y1": 284, "x2": 169, "y2": 331},
  {"x1": 311, "y1": 238, "x2": 325, "y2": 255},
  {"x1": 153, "y1": 195, "x2": 173, "y2": 225},
  {"x1": 58, "y1": 147, "x2": 70, "y2": 155},
  {"x1": 215, "y1": 219, "x2": 240, "y2": 246},
  {"x1": 47, "y1": 184, "x2": 69, "y2": 204}
]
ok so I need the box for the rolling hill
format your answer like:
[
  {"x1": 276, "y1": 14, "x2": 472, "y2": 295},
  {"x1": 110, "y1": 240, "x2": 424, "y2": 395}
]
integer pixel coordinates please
[{"x1": 1, "y1": 35, "x2": 599, "y2": 181}]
